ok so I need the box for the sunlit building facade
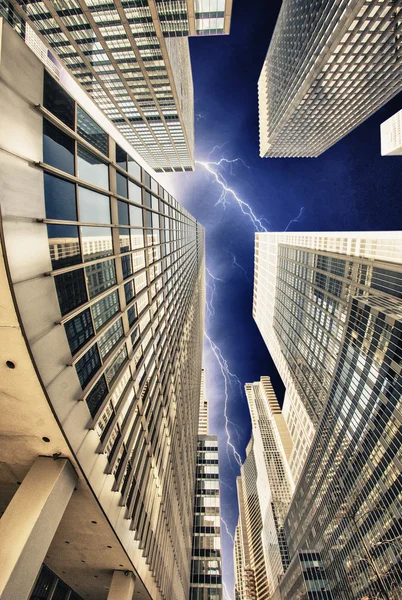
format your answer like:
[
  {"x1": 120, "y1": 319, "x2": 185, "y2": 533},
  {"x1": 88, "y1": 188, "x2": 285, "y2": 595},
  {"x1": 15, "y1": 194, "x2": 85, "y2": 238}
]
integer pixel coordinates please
[
  {"x1": 381, "y1": 109, "x2": 402, "y2": 156},
  {"x1": 258, "y1": 0, "x2": 402, "y2": 158},
  {"x1": 189, "y1": 374, "x2": 223, "y2": 600},
  {"x1": 1, "y1": 0, "x2": 232, "y2": 172},
  {"x1": 245, "y1": 377, "x2": 293, "y2": 597},
  {"x1": 253, "y1": 230, "x2": 402, "y2": 484},
  {"x1": 0, "y1": 20, "x2": 205, "y2": 600}
]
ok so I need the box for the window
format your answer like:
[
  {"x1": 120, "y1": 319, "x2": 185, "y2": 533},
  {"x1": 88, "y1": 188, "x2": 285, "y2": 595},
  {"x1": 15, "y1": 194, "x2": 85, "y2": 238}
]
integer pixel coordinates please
[
  {"x1": 81, "y1": 226, "x2": 113, "y2": 262},
  {"x1": 105, "y1": 345, "x2": 127, "y2": 386},
  {"x1": 77, "y1": 145, "x2": 109, "y2": 190},
  {"x1": 44, "y1": 173, "x2": 77, "y2": 221},
  {"x1": 64, "y1": 309, "x2": 93, "y2": 355},
  {"x1": 76, "y1": 344, "x2": 101, "y2": 389},
  {"x1": 117, "y1": 172, "x2": 128, "y2": 198},
  {"x1": 129, "y1": 180, "x2": 142, "y2": 204},
  {"x1": 44, "y1": 71, "x2": 75, "y2": 129},
  {"x1": 85, "y1": 259, "x2": 116, "y2": 299},
  {"x1": 130, "y1": 205, "x2": 143, "y2": 227},
  {"x1": 92, "y1": 291, "x2": 120, "y2": 331},
  {"x1": 43, "y1": 119, "x2": 74, "y2": 175},
  {"x1": 127, "y1": 156, "x2": 141, "y2": 180},
  {"x1": 47, "y1": 224, "x2": 80, "y2": 270},
  {"x1": 116, "y1": 145, "x2": 127, "y2": 170},
  {"x1": 86, "y1": 375, "x2": 108, "y2": 417},
  {"x1": 79, "y1": 187, "x2": 110, "y2": 224},
  {"x1": 77, "y1": 106, "x2": 108, "y2": 155},
  {"x1": 98, "y1": 319, "x2": 124, "y2": 359},
  {"x1": 54, "y1": 269, "x2": 87, "y2": 316}
]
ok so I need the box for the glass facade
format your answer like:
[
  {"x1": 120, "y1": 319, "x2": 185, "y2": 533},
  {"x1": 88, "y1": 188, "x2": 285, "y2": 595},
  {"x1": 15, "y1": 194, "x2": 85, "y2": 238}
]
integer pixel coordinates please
[
  {"x1": 258, "y1": 0, "x2": 402, "y2": 157},
  {"x1": 190, "y1": 436, "x2": 223, "y2": 600},
  {"x1": 279, "y1": 552, "x2": 333, "y2": 600},
  {"x1": 29, "y1": 564, "x2": 83, "y2": 600}
]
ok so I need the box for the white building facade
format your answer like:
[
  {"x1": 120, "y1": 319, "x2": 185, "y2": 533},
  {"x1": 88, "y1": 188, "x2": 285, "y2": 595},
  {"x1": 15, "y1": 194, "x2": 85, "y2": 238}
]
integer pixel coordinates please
[{"x1": 381, "y1": 109, "x2": 402, "y2": 156}]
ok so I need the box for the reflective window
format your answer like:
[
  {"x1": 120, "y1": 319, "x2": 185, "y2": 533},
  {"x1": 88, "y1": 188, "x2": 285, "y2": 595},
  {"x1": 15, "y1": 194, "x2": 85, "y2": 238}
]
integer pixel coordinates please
[
  {"x1": 129, "y1": 180, "x2": 142, "y2": 204},
  {"x1": 151, "y1": 195, "x2": 159, "y2": 212},
  {"x1": 130, "y1": 205, "x2": 143, "y2": 227},
  {"x1": 117, "y1": 172, "x2": 128, "y2": 198},
  {"x1": 144, "y1": 192, "x2": 152, "y2": 208},
  {"x1": 64, "y1": 308, "x2": 93, "y2": 355},
  {"x1": 77, "y1": 106, "x2": 108, "y2": 155},
  {"x1": 54, "y1": 269, "x2": 87, "y2": 316},
  {"x1": 43, "y1": 120, "x2": 74, "y2": 175},
  {"x1": 78, "y1": 187, "x2": 110, "y2": 224},
  {"x1": 128, "y1": 305, "x2": 136, "y2": 327},
  {"x1": 98, "y1": 318, "x2": 124, "y2": 359},
  {"x1": 92, "y1": 290, "x2": 120, "y2": 331},
  {"x1": 145, "y1": 211, "x2": 152, "y2": 228},
  {"x1": 143, "y1": 171, "x2": 151, "y2": 189},
  {"x1": 122, "y1": 254, "x2": 133, "y2": 279},
  {"x1": 77, "y1": 146, "x2": 109, "y2": 190},
  {"x1": 118, "y1": 201, "x2": 129, "y2": 225},
  {"x1": 43, "y1": 71, "x2": 75, "y2": 129},
  {"x1": 116, "y1": 145, "x2": 127, "y2": 170},
  {"x1": 44, "y1": 173, "x2": 77, "y2": 221},
  {"x1": 124, "y1": 281, "x2": 134, "y2": 304},
  {"x1": 127, "y1": 156, "x2": 141, "y2": 180},
  {"x1": 47, "y1": 224, "x2": 81, "y2": 270},
  {"x1": 76, "y1": 344, "x2": 101, "y2": 389},
  {"x1": 119, "y1": 229, "x2": 130, "y2": 254},
  {"x1": 86, "y1": 375, "x2": 108, "y2": 417},
  {"x1": 131, "y1": 229, "x2": 144, "y2": 249},
  {"x1": 132, "y1": 250, "x2": 145, "y2": 272},
  {"x1": 105, "y1": 345, "x2": 127, "y2": 387},
  {"x1": 81, "y1": 226, "x2": 113, "y2": 262},
  {"x1": 150, "y1": 178, "x2": 158, "y2": 194},
  {"x1": 85, "y1": 259, "x2": 116, "y2": 299}
]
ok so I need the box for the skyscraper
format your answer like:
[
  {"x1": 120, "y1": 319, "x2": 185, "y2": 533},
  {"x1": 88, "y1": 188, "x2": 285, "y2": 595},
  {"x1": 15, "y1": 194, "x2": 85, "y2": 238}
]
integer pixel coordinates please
[
  {"x1": 253, "y1": 230, "x2": 402, "y2": 484},
  {"x1": 381, "y1": 109, "x2": 402, "y2": 156},
  {"x1": 0, "y1": 19, "x2": 205, "y2": 600},
  {"x1": 258, "y1": 0, "x2": 402, "y2": 158},
  {"x1": 1, "y1": 0, "x2": 232, "y2": 172},
  {"x1": 245, "y1": 377, "x2": 293, "y2": 597},
  {"x1": 190, "y1": 371, "x2": 223, "y2": 600}
]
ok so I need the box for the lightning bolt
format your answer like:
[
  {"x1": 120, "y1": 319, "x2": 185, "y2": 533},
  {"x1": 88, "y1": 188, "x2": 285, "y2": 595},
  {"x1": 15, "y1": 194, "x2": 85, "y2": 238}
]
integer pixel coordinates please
[
  {"x1": 230, "y1": 252, "x2": 250, "y2": 283},
  {"x1": 221, "y1": 517, "x2": 235, "y2": 544},
  {"x1": 204, "y1": 332, "x2": 243, "y2": 468},
  {"x1": 284, "y1": 206, "x2": 305, "y2": 232},
  {"x1": 206, "y1": 267, "x2": 223, "y2": 317},
  {"x1": 196, "y1": 159, "x2": 268, "y2": 233},
  {"x1": 223, "y1": 581, "x2": 234, "y2": 600},
  {"x1": 208, "y1": 142, "x2": 228, "y2": 158}
]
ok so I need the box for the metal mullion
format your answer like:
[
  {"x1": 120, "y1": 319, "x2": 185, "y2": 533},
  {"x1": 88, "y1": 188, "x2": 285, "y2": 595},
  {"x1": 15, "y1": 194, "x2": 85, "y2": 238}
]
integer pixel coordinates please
[
  {"x1": 104, "y1": 395, "x2": 139, "y2": 473},
  {"x1": 38, "y1": 161, "x2": 111, "y2": 196}
]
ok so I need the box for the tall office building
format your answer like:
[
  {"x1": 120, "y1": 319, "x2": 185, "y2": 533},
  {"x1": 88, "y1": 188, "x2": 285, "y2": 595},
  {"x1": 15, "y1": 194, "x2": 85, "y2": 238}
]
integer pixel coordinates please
[
  {"x1": 189, "y1": 372, "x2": 223, "y2": 600},
  {"x1": 245, "y1": 377, "x2": 293, "y2": 597},
  {"x1": 1, "y1": 0, "x2": 232, "y2": 172},
  {"x1": 283, "y1": 273, "x2": 402, "y2": 599},
  {"x1": 258, "y1": 0, "x2": 402, "y2": 158},
  {"x1": 253, "y1": 230, "x2": 402, "y2": 484},
  {"x1": 234, "y1": 523, "x2": 246, "y2": 600},
  {"x1": 0, "y1": 19, "x2": 205, "y2": 600},
  {"x1": 381, "y1": 109, "x2": 402, "y2": 156},
  {"x1": 234, "y1": 441, "x2": 270, "y2": 600}
]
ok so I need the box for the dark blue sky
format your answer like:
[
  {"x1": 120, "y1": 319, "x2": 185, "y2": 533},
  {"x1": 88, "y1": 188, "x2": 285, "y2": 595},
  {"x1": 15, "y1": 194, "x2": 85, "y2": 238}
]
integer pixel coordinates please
[{"x1": 163, "y1": 1, "x2": 402, "y2": 595}]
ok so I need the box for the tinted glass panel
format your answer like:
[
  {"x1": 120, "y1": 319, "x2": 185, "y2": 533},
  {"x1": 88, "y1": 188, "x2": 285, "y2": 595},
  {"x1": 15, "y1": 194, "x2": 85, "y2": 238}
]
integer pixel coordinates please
[
  {"x1": 127, "y1": 156, "x2": 141, "y2": 180},
  {"x1": 47, "y1": 224, "x2": 81, "y2": 270},
  {"x1": 92, "y1": 290, "x2": 120, "y2": 331},
  {"x1": 79, "y1": 187, "x2": 110, "y2": 223},
  {"x1": 143, "y1": 171, "x2": 151, "y2": 188},
  {"x1": 44, "y1": 71, "x2": 74, "y2": 129},
  {"x1": 54, "y1": 269, "x2": 87, "y2": 316},
  {"x1": 151, "y1": 195, "x2": 159, "y2": 212},
  {"x1": 116, "y1": 172, "x2": 128, "y2": 198},
  {"x1": 77, "y1": 106, "x2": 108, "y2": 155},
  {"x1": 119, "y1": 229, "x2": 130, "y2": 254},
  {"x1": 145, "y1": 211, "x2": 152, "y2": 228},
  {"x1": 128, "y1": 305, "x2": 136, "y2": 327},
  {"x1": 81, "y1": 226, "x2": 113, "y2": 262},
  {"x1": 130, "y1": 205, "x2": 143, "y2": 227},
  {"x1": 122, "y1": 254, "x2": 132, "y2": 279},
  {"x1": 118, "y1": 201, "x2": 129, "y2": 225},
  {"x1": 144, "y1": 192, "x2": 152, "y2": 208},
  {"x1": 131, "y1": 229, "x2": 144, "y2": 249},
  {"x1": 98, "y1": 318, "x2": 124, "y2": 359},
  {"x1": 64, "y1": 308, "x2": 93, "y2": 355},
  {"x1": 43, "y1": 119, "x2": 74, "y2": 175},
  {"x1": 85, "y1": 259, "x2": 116, "y2": 299},
  {"x1": 76, "y1": 345, "x2": 101, "y2": 389},
  {"x1": 86, "y1": 375, "x2": 108, "y2": 417},
  {"x1": 124, "y1": 280, "x2": 134, "y2": 303},
  {"x1": 77, "y1": 145, "x2": 109, "y2": 190},
  {"x1": 133, "y1": 250, "x2": 145, "y2": 272},
  {"x1": 128, "y1": 180, "x2": 142, "y2": 204},
  {"x1": 44, "y1": 173, "x2": 77, "y2": 221},
  {"x1": 105, "y1": 345, "x2": 127, "y2": 386},
  {"x1": 52, "y1": 580, "x2": 70, "y2": 600},
  {"x1": 116, "y1": 145, "x2": 127, "y2": 170}
]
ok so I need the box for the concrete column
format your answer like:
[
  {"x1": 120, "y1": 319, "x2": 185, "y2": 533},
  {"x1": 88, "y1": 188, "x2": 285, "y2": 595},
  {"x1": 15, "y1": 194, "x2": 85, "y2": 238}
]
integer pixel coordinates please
[
  {"x1": 107, "y1": 570, "x2": 136, "y2": 600},
  {"x1": 0, "y1": 456, "x2": 77, "y2": 600}
]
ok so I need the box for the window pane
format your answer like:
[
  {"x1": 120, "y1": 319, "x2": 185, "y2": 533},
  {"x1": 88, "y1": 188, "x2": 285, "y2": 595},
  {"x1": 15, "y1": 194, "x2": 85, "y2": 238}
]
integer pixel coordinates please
[
  {"x1": 105, "y1": 345, "x2": 127, "y2": 387},
  {"x1": 116, "y1": 144, "x2": 127, "y2": 170},
  {"x1": 81, "y1": 226, "x2": 113, "y2": 262},
  {"x1": 86, "y1": 375, "x2": 108, "y2": 417},
  {"x1": 92, "y1": 290, "x2": 120, "y2": 331},
  {"x1": 98, "y1": 318, "x2": 124, "y2": 359},
  {"x1": 143, "y1": 171, "x2": 151, "y2": 189},
  {"x1": 48, "y1": 224, "x2": 81, "y2": 270},
  {"x1": 130, "y1": 205, "x2": 143, "y2": 227},
  {"x1": 127, "y1": 156, "x2": 141, "y2": 180},
  {"x1": 64, "y1": 308, "x2": 93, "y2": 355},
  {"x1": 131, "y1": 229, "x2": 144, "y2": 249},
  {"x1": 118, "y1": 201, "x2": 129, "y2": 225},
  {"x1": 133, "y1": 250, "x2": 145, "y2": 272},
  {"x1": 85, "y1": 259, "x2": 116, "y2": 299},
  {"x1": 54, "y1": 269, "x2": 87, "y2": 316},
  {"x1": 119, "y1": 228, "x2": 130, "y2": 254},
  {"x1": 128, "y1": 305, "x2": 136, "y2": 327},
  {"x1": 117, "y1": 172, "x2": 128, "y2": 198},
  {"x1": 43, "y1": 71, "x2": 75, "y2": 129},
  {"x1": 128, "y1": 180, "x2": 142, "y2": 204},
  {"x1": 30, "y1": 565, "x2": 56, "y2": 600},
  {"x1": 122, "y1": 254, "x2": 133, "y2": 280},
  {"x1": 145, "y1": 211, "x2": 152, "y2": 228},
  {"x1": 76, "y1": 345, "x2": 101, "y2": 389},
  {"x1": 79, "y1": 187, "x2": 110, "y2": 224},
  {"x1": 44, "y1": 173, "x2": 77, "y2": 221},
  {"x1": 144, "y1": 192, "x2": 152, "y2": 208},
  {"x1": 77, "y1": 106, "x2": 108, "y2": 155},
  {"x1": 150, "y1": 177, "x2": 158, "y2": 194},
  {"x1": 151, "y1": 195, "x2": 159, "y2": 212},
  {"x1": 124, "y1": 280, "x2": 134, "y2": 303},
  {"x1": 77, "y1": 145, "x2": 109, "y2": 190},
  {"x1": 43, "y1": 120, "x2": 74, "y2": 175}
]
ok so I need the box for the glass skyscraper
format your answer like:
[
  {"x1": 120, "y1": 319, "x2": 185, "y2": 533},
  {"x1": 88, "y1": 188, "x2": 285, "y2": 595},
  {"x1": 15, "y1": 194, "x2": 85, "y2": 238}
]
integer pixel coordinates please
[
  {"x1": 1, "y1": 0, "x2": 232, "y2": 172},
  {"x1": 258, "y1": 0, "x2": 402, "y2": 158},
  {"x1": 0, "y1": 19, "x2": 205, "y2": 600}
]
